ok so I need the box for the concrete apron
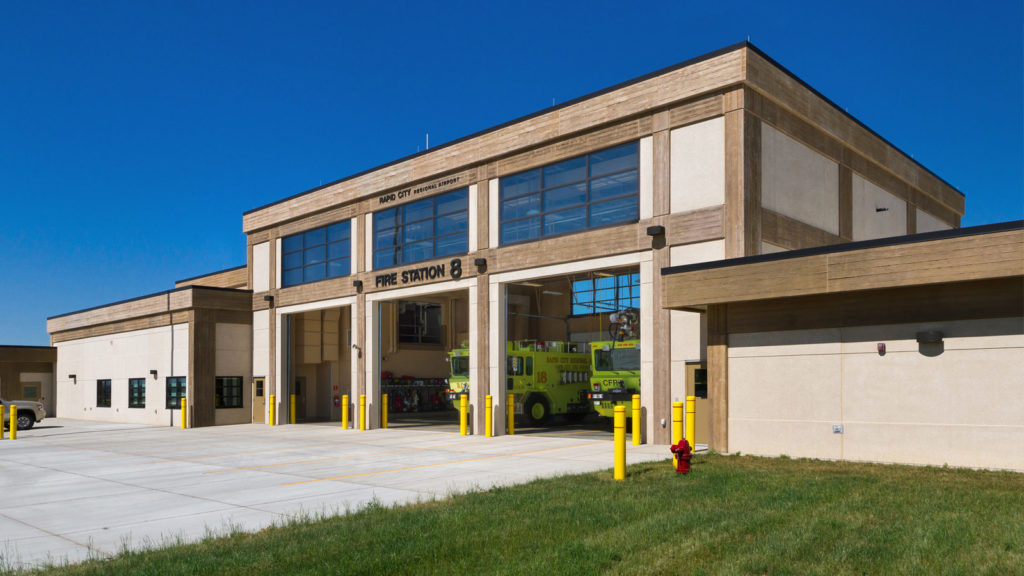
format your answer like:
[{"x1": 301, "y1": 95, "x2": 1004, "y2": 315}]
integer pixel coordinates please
[{"x1": 0, "y1": 418, "x2": 668, "y2": 569}]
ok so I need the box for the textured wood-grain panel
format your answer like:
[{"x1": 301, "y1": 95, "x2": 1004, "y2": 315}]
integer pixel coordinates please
[
  {"x1": 828, "y1": 229, "x2": 1023, "y2": 292},
  {"x1": 48, "y1": 293, "x2": 180, "y2": 334},
  {"x1": 663, "y1": 255, "x2": 829, "y2": 308},
  {"x1": 663, "y1": 228, "x2": 1023, "y2": 309},
  {"x1": 189, "y1": 309, "x2": 216, "y2": 427},
  {"x1": 50, "y1": 314, "x2": 190, "y2": 344},
  {"x1": 175, "y1": 267, "x2": 248, "y2": 289},
  {"x1": 0, "y1": 347, "x2": 56, "y2": 364},
  {"x1": 191, "y1": 288, "x2": 253, "y2": 311},
  {"x1": 839, "y1": 165, "x2": 853, "y2": 241},
  {"x1": 726, "y1": 278, "x2": 1024, "y2": 334},
  {"x1": 707, "y1": 304, "x2": 728, "y2": 453}
]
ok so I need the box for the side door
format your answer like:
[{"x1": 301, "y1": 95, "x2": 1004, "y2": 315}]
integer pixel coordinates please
[{"x1": 252, "y1": 378, "x2": 266, "y2": 424}]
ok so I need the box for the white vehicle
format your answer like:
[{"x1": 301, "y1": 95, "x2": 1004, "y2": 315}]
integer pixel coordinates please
[{"x1": 1, "y1": 398, "x2": 46, "y2": 430}]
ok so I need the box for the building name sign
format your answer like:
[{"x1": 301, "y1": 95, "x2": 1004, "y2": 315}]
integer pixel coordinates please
[
  {"x1": 375, "y1": 258, "x2": 463, "y2": 288},
  {"x1": 378, "y1": 176, "x2": 462, "y2": 205}
]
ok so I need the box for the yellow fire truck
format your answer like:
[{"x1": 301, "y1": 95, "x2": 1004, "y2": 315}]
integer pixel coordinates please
[
  {"x1": 589, "y1": 310, "x2": 641, "y2": 418},
  {"x1": 447, "y1": 340, "x2": 592, "y2": 426}
]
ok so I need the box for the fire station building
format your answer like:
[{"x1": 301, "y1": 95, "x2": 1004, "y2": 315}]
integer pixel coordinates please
[{"x1": 46, "y1": 42, "x2": 1023, "y2": 471}]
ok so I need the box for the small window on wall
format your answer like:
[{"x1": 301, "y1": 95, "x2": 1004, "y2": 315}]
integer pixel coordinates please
[
  {"x1": 166, "y1": 376, "x2": 186, "y2": 409},
  {"x1": 128, "y1": 378, "x2": 146, "y2": 408},
  {"x1": 571, "y1": 272, "x2": 640, "y2": 315},
  {"x1": 216, "y1": 377, "x2": 243, "y2": 409},
  {"x1": 281, "y1": 221, "x2": 351, "y2": 287},
  {"x1": 397, "y1": 300, "x2": 442, "y2": 345},
  {"x1": 97, "y1": 380, "x2": 112, "y2": 407}
]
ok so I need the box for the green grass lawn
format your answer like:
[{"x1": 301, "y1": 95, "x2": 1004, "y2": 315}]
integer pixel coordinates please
[{"x1": 11, "y1": 454, "x2": 1024, "y2": 575}]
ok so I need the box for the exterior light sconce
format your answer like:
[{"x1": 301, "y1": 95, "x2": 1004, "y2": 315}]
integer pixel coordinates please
[
  {"x1": 474, "y1": 257, "x2": 487, "y2": 272},
  {"x1": 69, "y1": 374, "x2": 77, "y2": 384},
  {"x1": 150, "y1": 370, "x2": 158, "y2": 380},
  {"x1": 353, "y1": 279, "x2": 363, "y2": 292},
  {"x1": 916, "y1": 330, "x2": 944, "y2": 344},
  {"x1": 263, "y1": 295, "x2": 274, "y2": 308},
  {"x1": 646, "y1": 225, "x2": 665, "y2": 236},
  {"x1": 351, "y1": 344, "x2": 362, "y2": 359}
]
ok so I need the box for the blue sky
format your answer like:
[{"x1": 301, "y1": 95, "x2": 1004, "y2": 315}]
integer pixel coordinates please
[{"x1": 1, "y1": 1, "x2": 1021, "y2": 345}]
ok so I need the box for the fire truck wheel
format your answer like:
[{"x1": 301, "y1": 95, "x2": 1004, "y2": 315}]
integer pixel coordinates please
[{"x1": 525, "y1": 395, "x2": 550, "y2": 426}]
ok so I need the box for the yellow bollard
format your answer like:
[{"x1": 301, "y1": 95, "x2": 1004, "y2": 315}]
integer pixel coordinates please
[
  {"x1": 485, "y1": 395, "x2": 493, "y2": 437},
  {"x1": 180, "y1": 398, "x2": 187, "y2": 429},
  {"x1": 613, "y1": 405, "x2": 625, "y2": 481},
  {"x1": 382, "y1": 393, "x2": 388, "y2": 429},
  {"x1": 686, "y1": 395, "x2": 696, "y2": 453},
  {"x1": 10, "y1": 404, "x2": 16, "y2": 441},
  {"x1": 269, "y1": 394, "x2": 276, "y2": 426},
  {"x1": 507, "y1": 393, "x2": 514, "y2": 435},
  {"x1": 359, "y1": 394, "x2": 366, "y2": 430},
  {"x1": 672, "y1": 401, "x2": 684, "y2": 468},
  {"x1": 290, "y1": 393, "x2": 297, "y2": 425},
  {"x1": 342, "y1": 394, "x2": 350, "y2": 429},
  {"x1": 631, "y1": 393, "x2": 641, "y2": 445},
  {"x1": 459, "y1": 394, "x2": 468, "y2": 436},
  {"x1": 0, "y1": 405, "x2": 5, "y2": 440}
]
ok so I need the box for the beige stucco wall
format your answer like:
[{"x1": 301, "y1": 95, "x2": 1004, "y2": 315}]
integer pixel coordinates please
[
  {"x1": 670, "y1": 117, "x2": 725, "y2": 214},
  {"x1": 55, "y1": 323, "x2": 189, "y2": 425},
  {"x1": 851, "y1": 173, "x2": 907, "y2": 240},
  {"x1": 253, "y1": 242, "x2": 270, "y2": 292},
  {"x1": 252, "y1": 309, "x2": 270, "y2": 378},
  {"x1": 761, "y1": 123, "x2": 839, "y2": 235},
  {"x1": 917, "y1": 209, "x2": 952, "y2": 233},
  {"x1": 728, "y1": 317, "x2": 1024, "y2": 470},
  {"x1": 214, "y1": 323, "x2": 253, "y2": 425}
]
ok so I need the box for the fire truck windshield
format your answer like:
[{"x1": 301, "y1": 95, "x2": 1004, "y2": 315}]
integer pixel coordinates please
[
  {"x1": 450, "y1": 357, "x2": 469, "y2": 377},
  {"x1": 594, "y1": 347, "x2": 640, "y2": 371}
]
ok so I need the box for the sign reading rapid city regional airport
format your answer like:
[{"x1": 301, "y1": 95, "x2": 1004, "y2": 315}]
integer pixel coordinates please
[
  {"x1": 377, "y1": 176, "x2": 461, "y2": 205},
  {"x1": 375, "y1": 258, "x2": 463, "y2": 288}
]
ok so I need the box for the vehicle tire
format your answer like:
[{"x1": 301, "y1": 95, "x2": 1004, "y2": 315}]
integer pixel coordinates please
[
  {"x1": 17, "y1": 411, "x2": 34, "y2": 431},
  {"x1": 524, "y1": 395, "x2": 550, "y2": 427}
]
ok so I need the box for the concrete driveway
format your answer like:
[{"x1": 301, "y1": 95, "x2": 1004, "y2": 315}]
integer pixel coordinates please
[{"x1": 0, "y1": 418, "x2": 668, "y2": 570}]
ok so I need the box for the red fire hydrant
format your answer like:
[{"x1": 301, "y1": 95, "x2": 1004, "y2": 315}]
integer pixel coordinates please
[{"x1": 670, "y1": 438, "x2": 692, "y2": 474}]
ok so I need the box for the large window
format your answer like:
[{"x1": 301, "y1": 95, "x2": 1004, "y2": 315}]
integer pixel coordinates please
[
  {"x1": 571, "y1": 272, "x2": 640, "y2": 315},
  {"x1": 128, "y1": 378, "x2": 146, "y2": 408},
  {"x1": 397, "y1": 301, "x2": 442, "y2": 345},
  {"x1": 373, "y1": 188, "x2": 468, "y2": 269},
  {"x1": 216, "y1": 377, "x2": 243, "y2": 409},
  {"x1": 282, "y1": 221, "x2": 351, "y2": 287},
  {"x1": 500, "y1": 142, "x2": 639, "y2": 245},
  {"x1": 166, "y1": 376, "x2": 186, "y2": 409},
  {"x1": 96, "y1": 379, "x2": 111, "y2": 408}
]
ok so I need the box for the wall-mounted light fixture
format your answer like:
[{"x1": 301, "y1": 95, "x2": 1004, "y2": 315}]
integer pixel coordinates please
[
  {"x1": 474, "y1": 257, "x2": 487, "y2": 273},
  {"x1": 150, "y1": 369, "x2": 158, "y2": 380},
  {"x1": 916, "y1": 330, "x2": 944, "y2": 344},
  {"x1": 353, "y1": 279, "x2": 363, "y2": 292},
  {"x1": 69, "y1": 374, "x2": 77, "y2": 384},
  {"x1": 351, "y1": 344, "x2": 362, "y2": 359},
  {"x1": 646, "y1": 225, "x2": 665, "y2": 236},
  {"x1": 263, "y1": 294, "x2": 274, "y2": 308}
]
